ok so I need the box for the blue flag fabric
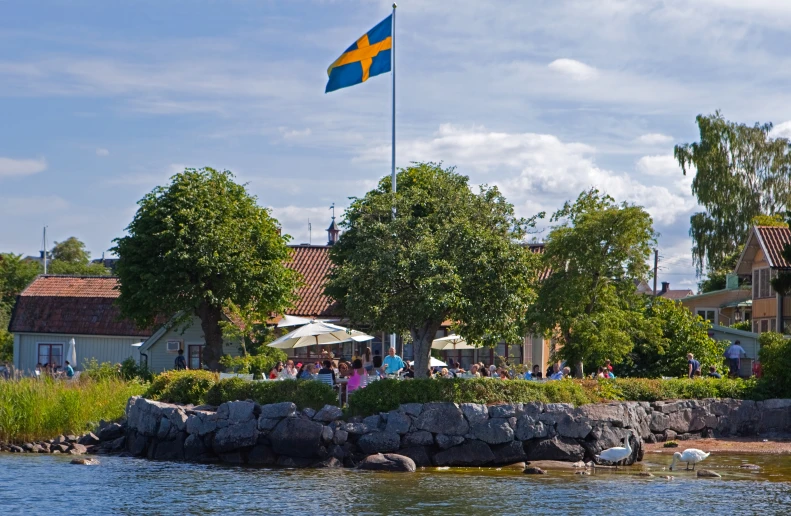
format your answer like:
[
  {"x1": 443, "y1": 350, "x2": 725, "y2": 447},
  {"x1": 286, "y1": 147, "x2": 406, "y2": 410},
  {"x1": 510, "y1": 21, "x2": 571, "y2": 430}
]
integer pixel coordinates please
[{"x1": 326, "y1": 15, "x2": 392, "y2": 93}]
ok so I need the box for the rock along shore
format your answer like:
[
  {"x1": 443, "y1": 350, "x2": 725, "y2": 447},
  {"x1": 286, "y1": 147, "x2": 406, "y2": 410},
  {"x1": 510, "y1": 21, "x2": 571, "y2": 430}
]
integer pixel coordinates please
[{"x1": 108, "y1": 396, "x2": 791, "y2": 469}]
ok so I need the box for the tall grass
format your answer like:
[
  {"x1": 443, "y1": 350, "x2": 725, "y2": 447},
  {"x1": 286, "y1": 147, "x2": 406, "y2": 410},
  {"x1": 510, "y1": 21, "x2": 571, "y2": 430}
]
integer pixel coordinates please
[{"x1": 0, "y1": 378, "x2": 145, "y2": 443}]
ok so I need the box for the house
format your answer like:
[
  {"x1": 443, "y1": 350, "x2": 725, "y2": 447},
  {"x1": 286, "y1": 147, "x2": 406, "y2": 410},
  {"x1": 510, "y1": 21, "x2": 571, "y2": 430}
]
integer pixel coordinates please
[
  {"x1": 679, "y1": 274, "x2": 752, "y2": 327},
  {"x1": 734, "y1": 225, "x2": 791, "y2": 334},
  {"x1": 707, "y1": 325, "x2": 760, "y2": 376},
  {"x1": 8, "y1": 275, "x2": 152, "y2": 372},
  {"x1": 655, "y1": 281, "x2": 694, "y2": 300}
]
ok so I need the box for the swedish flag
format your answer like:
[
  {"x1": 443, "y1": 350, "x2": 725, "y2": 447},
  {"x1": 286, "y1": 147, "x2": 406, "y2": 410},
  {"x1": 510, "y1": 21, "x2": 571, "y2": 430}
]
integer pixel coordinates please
[{"x1": 326, "y1": 15, "x2": 392, "y2": 93}]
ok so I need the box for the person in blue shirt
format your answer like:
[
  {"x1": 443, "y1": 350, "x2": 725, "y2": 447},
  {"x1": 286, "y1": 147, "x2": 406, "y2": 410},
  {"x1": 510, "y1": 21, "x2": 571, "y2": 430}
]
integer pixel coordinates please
[
  {"x1": 381, "y1": 347, "x2": 405, "y2": 376},
  {"x1": 549, "y1": 365, "x2": 569, "y2": 380},
  {"x1": 65, "y1": 360, "x2": 75, "y2": 378}
]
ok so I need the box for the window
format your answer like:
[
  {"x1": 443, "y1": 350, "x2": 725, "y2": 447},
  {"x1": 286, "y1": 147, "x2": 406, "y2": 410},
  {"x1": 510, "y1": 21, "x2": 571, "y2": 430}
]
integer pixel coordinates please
[
  {"x1": 696, "y1": 309, "x2": 717, "y2": 325},
  {"x1": 771, "y1": 319, "x2": 777, "y2": 333},
  {"x1": 755, "y1": 268, "x2": 776, "y2": 299},
  {"x1": 188, "y1": 345, "x2": 203, "y2": 370},
  {"x1": 761, "y1": 319, "x2": 769, "y2": 333},
  {"x1": 783, "y1": 319, "x2": 791, "y2": 335},
  {"x1": 38, "y1": 343, "x2": 63, "y2": 368}
]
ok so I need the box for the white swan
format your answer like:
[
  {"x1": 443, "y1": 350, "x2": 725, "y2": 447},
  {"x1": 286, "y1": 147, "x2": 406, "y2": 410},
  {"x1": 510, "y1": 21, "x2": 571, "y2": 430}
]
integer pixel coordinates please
[
  {"x1": 669, "y1": 449, "x2": 710, "y2": 471},
  {"x1": 597, "y1": 431, "x2": 633, "y2": 469}
]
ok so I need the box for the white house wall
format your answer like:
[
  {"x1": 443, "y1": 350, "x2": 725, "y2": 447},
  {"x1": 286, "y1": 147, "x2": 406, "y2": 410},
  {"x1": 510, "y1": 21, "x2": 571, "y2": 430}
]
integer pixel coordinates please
[
  {"x1": 15, "y1": 333, "x2": 142, "y2": 373},
  {"x1": 146, "y1": 315, "x2": 242, "y2": 373}
]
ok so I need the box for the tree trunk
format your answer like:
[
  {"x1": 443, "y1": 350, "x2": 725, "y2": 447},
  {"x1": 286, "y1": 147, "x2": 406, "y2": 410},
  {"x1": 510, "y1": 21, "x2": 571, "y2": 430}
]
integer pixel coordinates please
[
  {"x1": 575, "y1": 360, "x2": 584, "y2": 379},
  {"x1": 197, "y1": 301, "x2": 224, "y2": 371},
  {"x1": 411, "y1": 321, "x2": 442, "y2": 379}
]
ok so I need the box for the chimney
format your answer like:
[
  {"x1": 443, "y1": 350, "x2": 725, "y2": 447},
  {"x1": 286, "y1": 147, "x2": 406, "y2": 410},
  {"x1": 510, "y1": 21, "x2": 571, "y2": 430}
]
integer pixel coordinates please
[{"x1": 661, "y1": 281, "x2": 670, "y2": 294}]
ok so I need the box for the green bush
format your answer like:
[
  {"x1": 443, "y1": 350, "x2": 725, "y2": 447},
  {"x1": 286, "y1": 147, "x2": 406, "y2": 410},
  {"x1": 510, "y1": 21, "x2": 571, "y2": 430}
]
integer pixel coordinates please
[
  {"x1": 145, "y1": 370, "x2": 217, "y2": 405},
  {"x1": 758, "y1": 332, "x2": 791, "y2": 397},
  {"x1": 219, "y1": 349, "x2": 286, "y2": 379},
  {"x1": 120, "y1": 357, "x2": 153, "y2": 383},
  {"x1": 82, "y1": 358, "x2": 120, "y2": 381},
  {"x1": 204, "y1": 379, "x2": 337, "y2": 410},
  {"x1": 346, "y1": 377, "x2": 758, "y2": 416}
]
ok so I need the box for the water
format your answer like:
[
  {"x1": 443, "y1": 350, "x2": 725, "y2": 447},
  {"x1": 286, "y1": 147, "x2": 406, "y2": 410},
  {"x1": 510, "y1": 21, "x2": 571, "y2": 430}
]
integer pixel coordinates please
[{"x1": 2, "y1": 453, "x2": 791, "y2": 515}]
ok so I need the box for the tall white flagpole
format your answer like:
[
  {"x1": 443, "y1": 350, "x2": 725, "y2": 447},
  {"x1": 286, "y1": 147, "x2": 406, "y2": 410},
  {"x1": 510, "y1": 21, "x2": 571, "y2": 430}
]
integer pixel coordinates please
[{"x1": 390, "y1": 2, "x2": 397, "y2": 351}]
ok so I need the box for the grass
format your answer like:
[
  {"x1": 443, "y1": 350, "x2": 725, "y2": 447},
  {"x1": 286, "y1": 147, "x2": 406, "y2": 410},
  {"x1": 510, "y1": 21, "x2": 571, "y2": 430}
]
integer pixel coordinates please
[{"x1": 0, "y1": 377, "x2": 146, "y2": 444}]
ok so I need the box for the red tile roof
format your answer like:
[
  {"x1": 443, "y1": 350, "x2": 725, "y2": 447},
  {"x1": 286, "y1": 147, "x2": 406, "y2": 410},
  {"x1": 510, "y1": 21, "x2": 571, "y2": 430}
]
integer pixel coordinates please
[
  {"x1": 527, "y1": 243, "x2": 551, "y2": 281},
  {"x1": 287, "y1": 245, "x2": 338, "y2": 317},
  {"x1": 756, "y1": 226, "x2": 791, "y2": 269},
  {"x1": 8, "y1": 276, "x2": 151, "y2": 337}
]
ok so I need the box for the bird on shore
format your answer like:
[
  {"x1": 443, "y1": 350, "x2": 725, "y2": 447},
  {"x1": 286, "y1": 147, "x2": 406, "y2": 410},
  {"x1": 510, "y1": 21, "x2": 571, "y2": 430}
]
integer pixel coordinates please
[
  {"x1": 596, "y1": 431, "x2": 633, "y2": 469},
  {"x1": 669, "y1": 449, "x2": 710, "y2": 471}
]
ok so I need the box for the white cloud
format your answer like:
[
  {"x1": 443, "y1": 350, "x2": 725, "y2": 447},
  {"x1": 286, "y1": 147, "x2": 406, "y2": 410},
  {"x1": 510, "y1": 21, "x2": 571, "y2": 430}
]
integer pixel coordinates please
[
  {"x1": 278, "y1": 127, "x2": 312, "y2": 140},
  {"x1": 0, "y1": 157, "x2": 47, "y2": 177},
  {"x1": 635, "y1": 133, "x2": 673, "y2": 145},
  {"x1": 360, "y1": 125, "x2": 696, "y2": 226},
  {"x1": 95, "y1": 148, "x2": 109, "y2": 156},
  {"x1": 547, "y1": 58, "x2": 599, "y2": 81},
  {"x1": 770, "y1": 121, "x2": 791, "y2": 139}
]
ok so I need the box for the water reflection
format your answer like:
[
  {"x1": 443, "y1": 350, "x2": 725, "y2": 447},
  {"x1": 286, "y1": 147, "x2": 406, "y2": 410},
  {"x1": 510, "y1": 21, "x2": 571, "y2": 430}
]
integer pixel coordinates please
[{"x1": 1, "y1": 453, "x2": 791, "y2": 515}]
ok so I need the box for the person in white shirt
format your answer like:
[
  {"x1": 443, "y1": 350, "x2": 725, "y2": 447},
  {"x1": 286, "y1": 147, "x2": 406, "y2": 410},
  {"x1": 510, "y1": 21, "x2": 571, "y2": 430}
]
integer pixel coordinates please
[
  {"x1": 280, "y1": 359, "x2": 298, "y2": 379},
  {"x1": 724, "y1": 340, "x2": 746, "y2": 378}
]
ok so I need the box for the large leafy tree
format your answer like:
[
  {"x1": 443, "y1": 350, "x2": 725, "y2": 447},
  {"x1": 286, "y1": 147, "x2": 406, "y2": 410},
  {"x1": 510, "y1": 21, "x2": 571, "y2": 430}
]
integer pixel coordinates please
[
  {"x1": 526, "y1": 189, "x2": 656, "y2": 377},
  {"x1": 675, "y1": 111, "x2": 791, "y2": 278},
  {"x1": 0, "y1": 253, "x2": 42, "y2": 363},
  {"x1": 325, "y1": 162, "x2": 539, "y2": 379},
  {"x1": 112, "y1": 168, "x2": 300, "y2": 370},
  {"x1": 627, "y1": 297, "x2": 724, "y2": 378}
]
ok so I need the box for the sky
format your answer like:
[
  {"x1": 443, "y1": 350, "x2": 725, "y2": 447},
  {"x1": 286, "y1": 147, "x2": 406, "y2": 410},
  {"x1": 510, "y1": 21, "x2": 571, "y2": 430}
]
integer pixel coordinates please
[{"x1": 3, "y1": 0, "x2": 791, "y2": 290}]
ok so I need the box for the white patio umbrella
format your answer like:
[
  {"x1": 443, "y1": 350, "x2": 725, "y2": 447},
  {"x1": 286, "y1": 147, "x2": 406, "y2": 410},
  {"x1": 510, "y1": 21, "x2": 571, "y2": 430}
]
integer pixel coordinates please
[
  {"x1": 408, "y1": 357, "x2": 448, "y2": 368},
  {"x1": 267, "y1": 321, "x2": 373, "y2": 350},
  {"x1": 431, "y1": 334, "x2": 477, "y2": 350},
  {"x1": 66, "y1": 338, "x2": 77, "y2": 366},
  {"x1": 277, "y1": 315, "x2": 315, "y2": 327}
]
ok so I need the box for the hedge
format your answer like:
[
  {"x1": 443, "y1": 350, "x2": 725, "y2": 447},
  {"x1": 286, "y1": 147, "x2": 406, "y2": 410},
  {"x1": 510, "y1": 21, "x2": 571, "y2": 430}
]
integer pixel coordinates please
[
  {"x1": 346, "y1": 377, "x2": 757, "y2": 416},
  {"x1": 143, "y1": 370, "x2": 337, "y2": 409}
]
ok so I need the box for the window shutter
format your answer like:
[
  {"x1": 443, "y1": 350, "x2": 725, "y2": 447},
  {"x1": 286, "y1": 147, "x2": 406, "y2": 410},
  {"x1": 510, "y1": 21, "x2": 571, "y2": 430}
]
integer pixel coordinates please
[{"x1": 754, "y1": 270, "x2": 759, "y2": 298}]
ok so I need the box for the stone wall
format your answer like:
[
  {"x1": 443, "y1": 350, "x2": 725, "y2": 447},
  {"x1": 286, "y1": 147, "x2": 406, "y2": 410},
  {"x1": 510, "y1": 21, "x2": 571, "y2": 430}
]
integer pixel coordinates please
[{"x1": 121, "y1": 397, "x2": 791, "y2": 468}]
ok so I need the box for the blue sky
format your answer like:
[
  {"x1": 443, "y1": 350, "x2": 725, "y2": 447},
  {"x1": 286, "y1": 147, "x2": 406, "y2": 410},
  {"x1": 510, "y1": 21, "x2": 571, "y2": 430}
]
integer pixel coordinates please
[{"x1": 3, "y1": 0, "x2": 791, "y2": 290}]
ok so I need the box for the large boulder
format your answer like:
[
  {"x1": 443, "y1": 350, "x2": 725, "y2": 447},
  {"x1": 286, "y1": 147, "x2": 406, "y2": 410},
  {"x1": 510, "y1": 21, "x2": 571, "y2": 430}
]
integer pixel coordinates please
[
  {"x1": 402, "y1": 431, "x2": 434, "y2": 447},
  {"x1": 433, "y1": 440, "x2": 494, "y2": 467},
  {"x1": 435, "y1": 434, "x2": 465, "y2": 450},
  {"x1": 583, "y1": 426, "x2": 641, "y2": 465},
  {"x1": 248, "y1": 444, "x2": 277, "y2": 465},
  {"x1": 556, "y1": 415, "x2": 593, "y2": 439},
  {"x1": 314, "y1": 405, "x2": 344, "y2": 423},
  {"x1": 515, "y1": 416, "x2": 548, "y2": 441},
  {"x1": 98, "y1": 423, "x2": 125, "y2": 442},
  {"x1": 471, "y1": 419, "x2": 514, "y2": 445},
  {"x1": 259, "y1": 402, "x2": 297, "y2": 419},
  {"x1": 126, "y1": 396, "x2": 164, "y2": 437},
  {"x1": 384, "y1": 412, "x2": 412, "y2": 435},
  {"x1": 491, "y1": 440, "x2": 528, "y2": 464},
  {"x1": 186, "y1": 411, "x2": 218, "y2": 436},
  {"x1": 415, "y1": 403, "x2": 469, "y2": 435},
  {"x1": 357, "y1": 453, "x2": 416, "y2": 472},
  {"x1": 397, "y1": 446, "x2": 433, "y2": 467},
  {"x1": 270, "y1": 418, "x2": 324, "y2": 458},
  {"x1": 399, "y1": 403, "x2": 423, "y2": 417},
  {"x1": 461, "y1": 403, "x2": 489, "y2": 426},
  {"x1": 184, "y1": 433, "x2": 208, "y2": 461},
  {"x1": 489, "y1": 404, "x2": 519, "y2": 418},
  {"x1": 220, "y1": 401, "x2": 256, "y2": 423},
  {"x1": 153, "y1": 432, "x2": 187, "y2": 460},
  {"x1": 525, "y1": 436, "x2": 585, "y2": 462},
  {"x1": 357, "y1": 432, "x2": 401, "y2": 454},
  {"x1": 213, "y1": 419, "x2": 258, "y2": 454},
  {"x1": 577, "y1": 404, "x2": 627, "y2": 426}
]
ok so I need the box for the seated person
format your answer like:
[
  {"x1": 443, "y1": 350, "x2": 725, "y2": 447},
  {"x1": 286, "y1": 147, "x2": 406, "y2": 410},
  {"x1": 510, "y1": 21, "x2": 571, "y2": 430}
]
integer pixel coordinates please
[
  {"x1": 297, "y1": 363, "x2": 315, "y2": 379},
  {"x1": 347, "y1": 359, "x2": 368, "y2": 392},
  {"x1": 531, "y1": 364, "x2": 542, "y2": 379},
  {"x1": 707, "y1": 365, "x2": 722, "y2": 379},
  {"x1": 318, "y1": 360, "x2": 336, "y2": 383}
]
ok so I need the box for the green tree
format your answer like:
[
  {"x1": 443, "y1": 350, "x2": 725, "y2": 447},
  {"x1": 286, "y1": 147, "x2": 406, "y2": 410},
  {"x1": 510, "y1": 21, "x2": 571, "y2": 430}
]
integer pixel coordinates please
[
  {"x1": 526, "y1": 189, "x2": 657, "y2": 377},
  {"x1": 757, "y1": 332, "x2": 791, "y2": 396},
  {"x1": 325, "y1": 162, "x2": 540, "y2": 379},
  {"x1": 675, "y1": 111, "x2": 791, "y2": 277},
  {"x1": 111, "y1": 167, "x2": 301, "y2": 370},
  {"x1": 51, "y1": 237, "x2": 91, "y2": 263},
  {"x1": 628, "y1": 297, "x2": 724, "y2": 378},
  {"x1": 0, "y1": 253, "x2": 41, "y2": 307}
]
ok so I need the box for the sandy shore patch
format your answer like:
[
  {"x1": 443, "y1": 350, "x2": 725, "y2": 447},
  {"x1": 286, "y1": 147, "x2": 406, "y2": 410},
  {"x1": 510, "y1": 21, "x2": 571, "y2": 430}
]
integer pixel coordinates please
[{"x1": 645, "y1": 437, "x2": 791, "y2": 454}]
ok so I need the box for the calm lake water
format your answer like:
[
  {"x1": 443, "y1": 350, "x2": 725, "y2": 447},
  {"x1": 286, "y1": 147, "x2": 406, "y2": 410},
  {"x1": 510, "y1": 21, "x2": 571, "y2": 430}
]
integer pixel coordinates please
[{"x1": 2, "y1": 452, "x2": 791, "y2": 515}]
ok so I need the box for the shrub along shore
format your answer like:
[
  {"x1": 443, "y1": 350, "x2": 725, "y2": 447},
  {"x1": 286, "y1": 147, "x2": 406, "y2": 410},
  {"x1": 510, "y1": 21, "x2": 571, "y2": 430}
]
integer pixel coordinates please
[{"x1": 0, "y1": 369, "x2": 777, "y2": 445}]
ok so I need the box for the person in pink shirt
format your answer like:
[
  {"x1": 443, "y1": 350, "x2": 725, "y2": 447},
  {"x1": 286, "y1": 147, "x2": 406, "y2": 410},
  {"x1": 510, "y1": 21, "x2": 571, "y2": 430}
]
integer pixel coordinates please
[{"x1": 347, "y1": 359, "x2": 368, "y2": 393}]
